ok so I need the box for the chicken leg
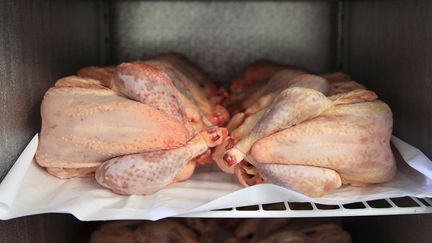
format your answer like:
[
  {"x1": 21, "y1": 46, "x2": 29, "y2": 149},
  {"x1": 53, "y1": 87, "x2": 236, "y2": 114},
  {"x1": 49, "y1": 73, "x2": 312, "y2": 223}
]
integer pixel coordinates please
[
  {"x1": 114, "y1": 62, "x2": 206, "y2": 134},
  {"x1": 96, "y1": 127, "x2": 228, "y2": 195}
]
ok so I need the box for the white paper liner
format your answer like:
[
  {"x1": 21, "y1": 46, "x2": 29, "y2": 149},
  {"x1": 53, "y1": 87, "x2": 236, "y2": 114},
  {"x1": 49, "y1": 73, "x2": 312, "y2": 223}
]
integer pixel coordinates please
[{"x1": 0, "y1": 134, "x2": 431, "y2": 221}]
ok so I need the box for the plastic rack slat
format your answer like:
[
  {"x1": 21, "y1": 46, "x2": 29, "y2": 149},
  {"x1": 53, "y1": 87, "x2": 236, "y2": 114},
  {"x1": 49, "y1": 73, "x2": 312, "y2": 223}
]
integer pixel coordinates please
[{"x1": 177, "y1": 197, "x2": 432, "y2": 218}]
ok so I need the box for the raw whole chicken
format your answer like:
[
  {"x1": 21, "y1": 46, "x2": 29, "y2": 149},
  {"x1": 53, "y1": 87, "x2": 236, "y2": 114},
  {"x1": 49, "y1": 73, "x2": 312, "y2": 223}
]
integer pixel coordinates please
[
  {"x1": 238, "y1": 90, "x2": 396, "y2": 196},
  {"x1": 90, "y1": 219, "x2": 350, "y2": 243},
  {"x1": 218, "y1": 61, "x2": 396, "y2": 197},
  {"x1": 259, "y1": 223, "x2": 351, "y2": 243},
  {"x1": 230, "y1": 60, "x2": 287, "y2": 94},
  {"x1": 90, "y1": 220, "x2": 201, "y2": 243},
  {"x1": 212, "y1": 73, "x2": 330, "y2": 174},
  {"x1": 224, "y1": 218, "x2": 291, "y2": 243},
  {"x1": 90, "y1": 221, "x2": 140, "y2": 243},
  {"x1": 223, "y1": 218, "x2": 350, "y2": 243},
  {"x1": 36, "y1": 60, "x2": 227, "y2": 194}
]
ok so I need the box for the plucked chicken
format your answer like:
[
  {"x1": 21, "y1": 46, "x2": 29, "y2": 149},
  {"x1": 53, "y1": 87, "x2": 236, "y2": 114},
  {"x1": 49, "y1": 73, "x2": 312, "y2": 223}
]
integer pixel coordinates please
[
  {"x1": 90, "y1": 220, "x2": 201, "y2": 243},
  {"x1": 219, "y1": 62, "x2": 396, "y2": 197},
  {"x1": 36, "y1": 57, "x2": 227, "y2": 194},
  {"x1": 90, "y1": 219, "x2": 350, "y2": 243},
  {"x1": 224, "y1": 218, "x2": 350, "y2": 243}
]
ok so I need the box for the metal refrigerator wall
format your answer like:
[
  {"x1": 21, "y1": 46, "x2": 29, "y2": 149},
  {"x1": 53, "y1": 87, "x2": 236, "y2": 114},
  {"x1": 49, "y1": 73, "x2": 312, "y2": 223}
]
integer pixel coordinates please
[
  {"x1": 0, "y1": 1, "x2": 103, "y2": 242},
  {"x1": 346, "y1": 0, "x2": 432, "y2": 161},
  {"x1": 344, "y1": 1, "x2": 432, "y2": 241},
  {"x1": 110, "y1": 1, "x2": 337, "y2": 82},
  {"x1": 0, "y1": 0, "x2": 105, "y2": 181}
]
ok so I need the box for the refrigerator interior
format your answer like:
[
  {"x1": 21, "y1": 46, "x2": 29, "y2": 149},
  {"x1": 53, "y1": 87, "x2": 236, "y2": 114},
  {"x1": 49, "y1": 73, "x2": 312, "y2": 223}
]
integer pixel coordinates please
[{"x1": 1, "y1": 0, "x2": 432, "y2": 242}]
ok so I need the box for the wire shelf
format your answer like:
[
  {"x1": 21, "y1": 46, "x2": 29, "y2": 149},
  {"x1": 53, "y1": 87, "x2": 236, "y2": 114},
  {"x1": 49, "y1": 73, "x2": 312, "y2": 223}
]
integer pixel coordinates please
[{"x1": 178, "y1": 197, "x2": 432, "y2": 218}]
